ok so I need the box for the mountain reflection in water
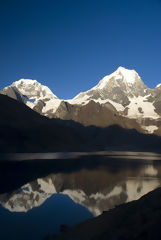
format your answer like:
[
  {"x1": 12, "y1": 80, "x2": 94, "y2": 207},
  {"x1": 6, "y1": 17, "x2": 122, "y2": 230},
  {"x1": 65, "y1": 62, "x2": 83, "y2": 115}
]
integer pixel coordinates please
[{"x1": 0, "y1": 154, "x2": 161, "y2": 216}]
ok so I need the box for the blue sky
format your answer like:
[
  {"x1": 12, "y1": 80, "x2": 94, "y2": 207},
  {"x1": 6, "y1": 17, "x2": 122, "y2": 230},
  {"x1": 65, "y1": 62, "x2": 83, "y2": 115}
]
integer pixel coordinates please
[{"x1": 0, "y1": 0, "x2": 161, "y2": 99}]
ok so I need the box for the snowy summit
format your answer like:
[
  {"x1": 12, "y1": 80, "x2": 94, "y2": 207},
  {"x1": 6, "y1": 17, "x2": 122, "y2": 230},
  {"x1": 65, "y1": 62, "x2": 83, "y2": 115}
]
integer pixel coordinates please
[
  {"x1": 11, "y1": 79, "x2": 58, "y2": 100},
  {"x1": 93, "y1": 66, "x2": 141, "y2": 90}
]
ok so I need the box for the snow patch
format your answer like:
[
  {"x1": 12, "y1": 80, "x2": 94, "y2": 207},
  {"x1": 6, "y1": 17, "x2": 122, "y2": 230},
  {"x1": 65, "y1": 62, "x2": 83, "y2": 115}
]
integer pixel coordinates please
[
  {"x1": 126, "y1": 179, "x2": 160, "y2": 202},
  {"x1": 156, "y1": 83, "x2": 161, "y2": 88},
  {"x1": 68, "y1": 95, "x2": 124, "y2": 111},
  {"x1": 37, "y1": 178, "x2": 56, "y2": 193},
  {"x1": 26, "y1": 101, "x2": 35, "y2": 108},
  {"x1": 62, "y1": 189, "x2": 86, "y2": 203},
  {"x1": 143, "y1": 165, "x2": 158, "y2": 177},
  {"x1": 127, "y1": 95, "x2": 159, "y2": 119},
  {"x1": 67, "y1": 94, "x2": 89, "y2": 105},
  {"x1": 42, "y1": 99, "x2": 61, "y2": 114},
  {"x1": 142, "y1": 125, "x2": 158, "y2": 133},
  {"x1": 93, "y1": 73, "x2": 115, "y2": 90},
  {"x1": 90, "y1": 186, "x2": 122, "y2": 200},
  {"x1": 94, "y1": 98, "x2": 124, "y2": 111}
]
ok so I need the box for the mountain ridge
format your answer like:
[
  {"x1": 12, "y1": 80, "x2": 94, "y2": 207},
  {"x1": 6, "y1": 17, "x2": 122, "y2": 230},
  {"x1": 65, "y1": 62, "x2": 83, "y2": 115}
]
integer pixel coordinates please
[{"x1": 1, "y1": 67, "x2": 161, "y2": 135}]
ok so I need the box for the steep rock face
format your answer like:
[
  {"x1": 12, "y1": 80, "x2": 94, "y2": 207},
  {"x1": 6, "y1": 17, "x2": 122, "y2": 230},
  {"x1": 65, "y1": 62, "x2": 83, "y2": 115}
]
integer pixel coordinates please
[
  {"x1": 52, "y1": 100, "x2": 143, "y2": 132},
  {"x1": 1, "y1": 86, "x2": 24, "y2": 102},
  {"x1": 1, "y1": 67, "x2": 161, "y2": 134},
  {"x1": 151, "y1": 84, "x2": 161, "y2": 115}
]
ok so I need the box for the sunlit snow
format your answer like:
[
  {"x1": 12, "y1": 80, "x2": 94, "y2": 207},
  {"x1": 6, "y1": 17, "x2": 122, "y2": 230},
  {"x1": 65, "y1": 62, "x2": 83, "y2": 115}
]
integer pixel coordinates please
[
  {"x1": 156, "y1": 83, "x2": 161, "y2": 88},
  {"x1": 93, "y1": 66, "x2": 140, "y2": 90},
  {"x1": 127, "y1": 95, "x2": 159, "y2": 119}
]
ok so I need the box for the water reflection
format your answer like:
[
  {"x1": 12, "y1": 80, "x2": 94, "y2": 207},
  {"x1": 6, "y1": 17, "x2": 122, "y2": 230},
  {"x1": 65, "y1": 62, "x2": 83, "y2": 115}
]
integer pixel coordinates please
[
  {"x1": 0, "y1": 178, "x2": 56, "y2": 212},
  {"x1": 0, "y1": 161, "x2": 161, "y2": 216}
]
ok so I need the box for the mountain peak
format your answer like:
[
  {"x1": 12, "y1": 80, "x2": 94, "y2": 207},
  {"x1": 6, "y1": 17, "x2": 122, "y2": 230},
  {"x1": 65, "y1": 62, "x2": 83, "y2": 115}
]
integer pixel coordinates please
[
  {"x1": 13, "y1": 78, "x2": 38, "y2": 84},
  {"x1": 116, "y1": 66, "x2": 140, "y2": 84},
  {"x1": 11, "y1": 79, "x2": 40, "y2": 89},
  {"x1": 11, "y1": 78, "x2": 58, "y2": 100},
  {"x1": 94, "y1": 67, "x2": 142, "y2": 90},
  {"x1": 117, "y1": 66, "x2": 127, "y2": 71},
  {"x1": 12, "y1": 78, "x2": 46, "y2": 90}
]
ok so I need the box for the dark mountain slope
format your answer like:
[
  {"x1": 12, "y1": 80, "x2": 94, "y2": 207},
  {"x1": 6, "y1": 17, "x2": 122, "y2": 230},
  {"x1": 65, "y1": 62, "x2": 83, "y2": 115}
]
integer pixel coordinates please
[
  {"x1": 0, "y1": 94, "x2": 88, "y2": 152},
  {"x1": 48, "y1": 187, "x2": 161, "y2": 240},
  {"x1": 0, "y1": 94, "x2": 161, "y2": 153}
]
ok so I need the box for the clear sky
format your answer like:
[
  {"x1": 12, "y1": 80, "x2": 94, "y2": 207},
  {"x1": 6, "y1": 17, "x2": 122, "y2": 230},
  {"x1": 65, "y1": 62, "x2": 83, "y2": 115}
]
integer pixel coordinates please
[{"x1": 0, "y1": 0, "x2": 161, "y2": 99}]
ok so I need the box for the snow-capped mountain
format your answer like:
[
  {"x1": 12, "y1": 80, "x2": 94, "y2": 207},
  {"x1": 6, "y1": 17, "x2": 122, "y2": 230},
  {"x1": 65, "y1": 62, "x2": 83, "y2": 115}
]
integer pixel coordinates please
[
  {"x1": 68, "y1": 67, "x2": 159, "y2": 120},
  {"x1": 56, "y1": 67, "x2": 161, "y2": 134},
  {"x1": 1, "y1": 67, "x2": 161, "y2": 134},
  {"x1": 1, "y1": 79, "x2": 61, "y2": 114},
  {"x1": 71, "y1": 66, "x2": 148, "y2": 105}
]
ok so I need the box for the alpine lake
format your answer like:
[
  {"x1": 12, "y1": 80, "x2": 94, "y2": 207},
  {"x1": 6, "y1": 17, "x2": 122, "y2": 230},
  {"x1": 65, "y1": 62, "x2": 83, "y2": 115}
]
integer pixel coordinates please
[{"x1": 0, "y1": 151, "x2": 161, "y2": 240}]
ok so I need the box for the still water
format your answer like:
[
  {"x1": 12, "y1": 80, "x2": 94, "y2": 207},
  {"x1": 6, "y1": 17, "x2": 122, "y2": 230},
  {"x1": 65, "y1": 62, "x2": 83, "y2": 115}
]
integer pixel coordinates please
[{"x1": 0, "y1": 152, "x2": 161, "y2": 239}]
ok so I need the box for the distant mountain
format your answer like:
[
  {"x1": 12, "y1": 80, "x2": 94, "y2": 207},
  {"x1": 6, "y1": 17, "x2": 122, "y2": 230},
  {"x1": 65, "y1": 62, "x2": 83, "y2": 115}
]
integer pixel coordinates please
[
  {"x1": 1, "y1": 67, "x2": 161, "y2": 135},
  {"x1": 0, "y1": 94, "x2": 161, "y2": 153}
]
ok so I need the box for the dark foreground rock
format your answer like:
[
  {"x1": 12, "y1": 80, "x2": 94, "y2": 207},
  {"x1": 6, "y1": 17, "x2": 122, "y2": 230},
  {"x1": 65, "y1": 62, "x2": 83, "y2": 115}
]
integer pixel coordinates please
[{"x1": 46, "y1": 187, "x2": 161, "y2": 240}]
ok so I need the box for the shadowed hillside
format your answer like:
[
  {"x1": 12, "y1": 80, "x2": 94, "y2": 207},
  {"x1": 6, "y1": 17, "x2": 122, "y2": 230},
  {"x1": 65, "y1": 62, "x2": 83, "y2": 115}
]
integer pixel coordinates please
[
  {"x1": 46, "y1": 187, "x2": 161, "y2": 240},
  {"x1": 0, "y1": 94, "x2": 161, "y2": 153}
]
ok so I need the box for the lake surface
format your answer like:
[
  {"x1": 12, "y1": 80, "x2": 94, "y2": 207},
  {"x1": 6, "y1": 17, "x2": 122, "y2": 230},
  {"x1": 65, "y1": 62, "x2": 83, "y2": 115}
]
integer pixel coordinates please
[{"x1": 0, "y1": 151, "x2": 161, "y2": 239}]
